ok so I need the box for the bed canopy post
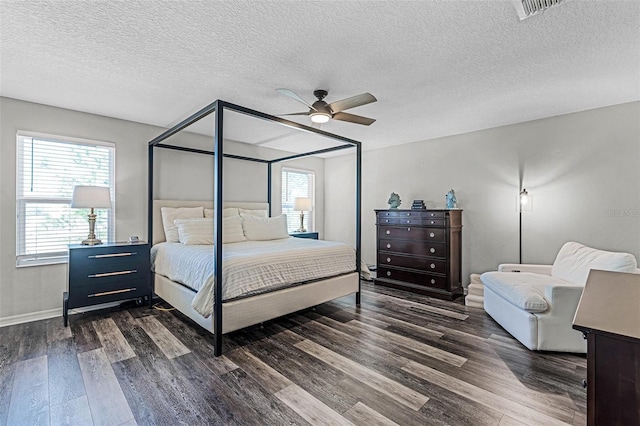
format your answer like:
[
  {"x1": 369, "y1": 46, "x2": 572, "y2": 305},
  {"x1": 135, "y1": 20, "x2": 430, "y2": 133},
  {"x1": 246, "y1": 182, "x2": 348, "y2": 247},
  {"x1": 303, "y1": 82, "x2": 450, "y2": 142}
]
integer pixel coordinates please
[
  {"x1": 356, "y1": 142, "x2": 362, "y2": 306},
  {"x1": 267, "y1": 162, "x2": 272, "y2": 217},
  {"x1": 213, "y1": 102, "x2": 224, "y2": 356},
  {"x1": 147, "y1": 144, "x2": 155, "y2": 307}
]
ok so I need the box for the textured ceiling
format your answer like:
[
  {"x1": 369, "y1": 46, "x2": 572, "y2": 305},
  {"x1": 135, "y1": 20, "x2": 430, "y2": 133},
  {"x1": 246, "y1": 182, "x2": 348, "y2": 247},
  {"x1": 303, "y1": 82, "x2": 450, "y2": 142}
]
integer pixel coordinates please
[{"x1": 1, "y1": 0, "x2": 639, "y2": 152}]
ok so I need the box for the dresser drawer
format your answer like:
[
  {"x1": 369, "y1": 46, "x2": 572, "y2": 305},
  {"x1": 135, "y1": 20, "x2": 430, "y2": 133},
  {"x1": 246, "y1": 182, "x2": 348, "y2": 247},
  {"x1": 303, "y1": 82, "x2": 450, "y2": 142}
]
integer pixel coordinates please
[
  {"x1": 377, "y1": 267, "x2": 447, "y2": 289},
  {"x1": 378, "y1": 217, "x2": 423, "y2": 225},
  {"x1": 380, "y1": 230, "x2": 445, "y2": 249},
  {"x1": 421, "y1": 211, "x2": 445, "y2": 219},
  {"x1": 379, "y1": 226, "x2": 446, "y2": 241},
  {"x1": 422, "y1": 218, "x2": 445, "y2": 227},
  {"x1": 378, "y1": 253, "x2": 447, "y2": 272}
]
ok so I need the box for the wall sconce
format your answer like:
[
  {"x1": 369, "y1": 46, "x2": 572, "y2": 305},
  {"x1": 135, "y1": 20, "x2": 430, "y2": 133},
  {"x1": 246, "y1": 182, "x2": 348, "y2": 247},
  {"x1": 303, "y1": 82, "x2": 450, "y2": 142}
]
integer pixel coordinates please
[{"x1": 71, "y1": 185, "x2": 112, "y2": 245}]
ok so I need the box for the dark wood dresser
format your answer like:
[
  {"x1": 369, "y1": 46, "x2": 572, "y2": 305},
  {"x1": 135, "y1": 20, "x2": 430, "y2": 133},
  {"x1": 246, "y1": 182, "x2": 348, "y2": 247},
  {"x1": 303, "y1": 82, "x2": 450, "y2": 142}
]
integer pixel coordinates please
[
  {"x1": 374, "y1": 209, "x2": 462, "y2": 300},
  {"x1": 573, "y1": 269, "x2": 640, "y2": 426}
]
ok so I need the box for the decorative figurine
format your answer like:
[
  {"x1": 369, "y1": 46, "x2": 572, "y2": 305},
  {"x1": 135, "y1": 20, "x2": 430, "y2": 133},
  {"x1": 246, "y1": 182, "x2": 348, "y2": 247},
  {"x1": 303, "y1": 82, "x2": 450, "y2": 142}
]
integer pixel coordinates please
[
  {"x1": 445, "y1": 189, "x2": 457, "y2": 209},
  {"x1": 387, "y1": 192, "x2": 401, "y2": 209}
]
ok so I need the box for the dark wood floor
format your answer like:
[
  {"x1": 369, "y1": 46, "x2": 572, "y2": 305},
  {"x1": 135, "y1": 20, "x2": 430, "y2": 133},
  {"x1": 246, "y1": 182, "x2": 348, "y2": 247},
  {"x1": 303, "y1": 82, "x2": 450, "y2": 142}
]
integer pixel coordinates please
[{"x1": 0, "y1": 281, "x2": 586, "y2": 426}]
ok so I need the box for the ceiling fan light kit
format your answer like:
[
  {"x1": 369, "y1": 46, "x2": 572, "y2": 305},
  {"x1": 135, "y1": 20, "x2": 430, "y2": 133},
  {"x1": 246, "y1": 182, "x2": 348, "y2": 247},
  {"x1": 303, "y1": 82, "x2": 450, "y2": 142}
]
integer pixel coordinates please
[
  {"x1": 310, "y1": 112, "x2": 331, "y2": 124},
  {"x1": 277, "y1": 88, "x2": 377, "y2": 126}
]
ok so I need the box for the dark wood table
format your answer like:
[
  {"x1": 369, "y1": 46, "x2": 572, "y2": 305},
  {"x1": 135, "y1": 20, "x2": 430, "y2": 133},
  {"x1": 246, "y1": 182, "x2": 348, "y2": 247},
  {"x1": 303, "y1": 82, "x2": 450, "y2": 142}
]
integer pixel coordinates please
[{"x1": 573, "y1": 269, "x2": 640, "y2": 426}]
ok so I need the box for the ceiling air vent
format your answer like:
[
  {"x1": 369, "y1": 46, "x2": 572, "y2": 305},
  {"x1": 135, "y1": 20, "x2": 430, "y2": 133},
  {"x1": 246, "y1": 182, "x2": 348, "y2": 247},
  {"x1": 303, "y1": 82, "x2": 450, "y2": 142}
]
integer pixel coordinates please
[{"x1": 513, "y1": 0, "x2": 571, "y2": 20}]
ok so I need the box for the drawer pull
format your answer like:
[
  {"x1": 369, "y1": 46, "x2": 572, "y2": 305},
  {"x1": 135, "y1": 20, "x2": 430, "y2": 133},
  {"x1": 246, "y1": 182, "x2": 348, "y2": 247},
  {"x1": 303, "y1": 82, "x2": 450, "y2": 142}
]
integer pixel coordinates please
[
  {"x1": 429, "y1": 232, "x2": 435, "y2": 238},
  {"x1": 88, "y1": 287, "x2": 137, "y2": 298},
  {"x1": 430, "y1": 263, "x2": 436, "y2": 269},
  {"x1": 430, "y1": 220, "x2": 435, "y2": 224},
  {"x1": 386, "y1": 257, "x2": 391, "y2": 263},
  {"x1": 88, "y1": 270, "x2": 137, "y2": 278},
  {"x1": 407, "y1": 227, "x2": 410, "y2": 231},
  {"x1": 431, "y1": 279, "x2": 436, "y2": 284},
  {"x1": 88, "y1": 252, "x2": 137, "y2": 259},
  {"x1": 386, "y1": 230, "x2": 390, "y2": 235},
  {"x1": 386, "y1": 271, "x2": 391, "y2": 277},
  {"x1": 385, "y1": 219, "x2": 389, "y2": 223},
  {"x1": 386, "y1": 243, "x2": 391, "y2": 249},
  {"x1": 406, "y1": 213, "x2": 411, "y2": 216},
  {"x1": 430, "y1": 247, "x2": 436, "y2": 253},
  {"x1": 407, "y1": 220, "x2": 411, "y2": 224},
  {"x1": 430, "y1": 213, "x2": 435, "y2": 217}
]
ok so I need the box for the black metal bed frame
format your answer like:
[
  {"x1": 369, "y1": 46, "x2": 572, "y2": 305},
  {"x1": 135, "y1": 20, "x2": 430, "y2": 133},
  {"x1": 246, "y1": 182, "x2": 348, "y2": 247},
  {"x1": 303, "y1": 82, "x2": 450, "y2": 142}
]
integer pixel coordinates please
[{"x1": 147, "y1": 100, "x2": 362, "y2": 356}]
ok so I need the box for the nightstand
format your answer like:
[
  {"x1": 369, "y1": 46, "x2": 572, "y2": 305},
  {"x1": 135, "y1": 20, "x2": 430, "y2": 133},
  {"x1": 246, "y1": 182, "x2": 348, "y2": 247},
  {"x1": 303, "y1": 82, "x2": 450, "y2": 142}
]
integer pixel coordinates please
[
  {"x1": 289, "y1": 232, "x2": 319, "y2": 240},
  {"x1": 64, "y1": 241, "x2": 151, "y2": 326}
]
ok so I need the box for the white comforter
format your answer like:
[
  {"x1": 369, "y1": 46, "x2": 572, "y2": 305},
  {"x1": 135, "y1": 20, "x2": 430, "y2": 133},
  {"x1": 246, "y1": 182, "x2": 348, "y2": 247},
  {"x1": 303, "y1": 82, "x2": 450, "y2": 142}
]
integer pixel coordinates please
[{"x1": 151, "y1": 237, "x2": 359, "y2": 317}]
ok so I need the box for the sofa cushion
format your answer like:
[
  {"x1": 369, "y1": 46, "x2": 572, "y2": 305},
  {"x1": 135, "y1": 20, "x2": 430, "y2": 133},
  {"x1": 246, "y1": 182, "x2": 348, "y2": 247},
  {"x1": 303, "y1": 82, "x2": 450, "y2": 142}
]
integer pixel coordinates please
[
  {"x1": 552, "y1": 242, "x2": 638, "y2": 285},
  {"x1": 481, "y1": 271, "x2": 573, "y2": 313}
]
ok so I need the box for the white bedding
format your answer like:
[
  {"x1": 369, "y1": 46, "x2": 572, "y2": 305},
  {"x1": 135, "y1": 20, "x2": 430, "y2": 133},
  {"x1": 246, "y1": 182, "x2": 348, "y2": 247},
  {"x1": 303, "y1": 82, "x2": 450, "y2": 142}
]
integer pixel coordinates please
[{"x1": 151, "y1": 237, "x2": 359, "y2": 317}]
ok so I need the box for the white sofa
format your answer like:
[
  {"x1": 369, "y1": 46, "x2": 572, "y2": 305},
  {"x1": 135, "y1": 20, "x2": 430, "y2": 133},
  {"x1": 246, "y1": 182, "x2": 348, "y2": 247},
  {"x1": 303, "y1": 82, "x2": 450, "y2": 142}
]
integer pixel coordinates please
[{"x1": 482, "y1": 242, "x2": 639, "y2": 353}]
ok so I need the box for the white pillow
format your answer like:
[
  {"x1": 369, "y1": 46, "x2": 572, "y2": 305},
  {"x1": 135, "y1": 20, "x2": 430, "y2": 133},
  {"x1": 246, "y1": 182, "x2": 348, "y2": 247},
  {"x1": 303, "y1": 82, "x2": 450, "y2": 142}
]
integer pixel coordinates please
[
  {"x1": 161, "y1": 206, "x2": 203, "y2": 243},
  {"x1": 238, "y1": 208, "x2": 268, "y2": 218},
  {"x1": 222, "y1": 215, "x2": 246, "y2": 244},
  {"x1": 175, "y1": 218, "x2": 214, "y2": 245},
  {"x1": 174, "y1": 216, "x2": 246, "y2": 245},
  {"x1": 241, "y1": 214, "x2": 289, "y2": 241},
  {"x1": 204, "y1": 207, "x2": 239, "y2": 218}
]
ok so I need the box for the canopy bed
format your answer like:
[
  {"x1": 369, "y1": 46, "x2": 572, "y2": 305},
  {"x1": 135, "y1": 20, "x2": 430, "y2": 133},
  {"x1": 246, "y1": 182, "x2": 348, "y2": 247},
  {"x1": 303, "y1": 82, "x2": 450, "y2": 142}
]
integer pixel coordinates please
[{"x1": 147, "y1": 101, "x2": 362, "y2": 356}]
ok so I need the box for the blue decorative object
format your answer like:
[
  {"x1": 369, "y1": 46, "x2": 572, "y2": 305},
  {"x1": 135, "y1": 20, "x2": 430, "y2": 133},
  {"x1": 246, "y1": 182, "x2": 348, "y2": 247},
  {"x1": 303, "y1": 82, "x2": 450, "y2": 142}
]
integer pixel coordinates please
[
  {"x1": 387, "y1": 192, "x2": 401, "y2": 209},
  {"x1": 446, "y1": 189, "x2": 457, "y2": 209}
]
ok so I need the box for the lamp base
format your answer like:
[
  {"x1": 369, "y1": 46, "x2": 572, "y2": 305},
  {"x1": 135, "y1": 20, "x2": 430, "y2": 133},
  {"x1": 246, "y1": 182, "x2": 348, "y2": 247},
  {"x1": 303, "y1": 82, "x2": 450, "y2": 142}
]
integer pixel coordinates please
[
  {"x1": 295, "y1": 228, "x2": 307, "y2": 233},
  {"x1": 81, "y1": 238, "x2": 103, "y2": 245}
]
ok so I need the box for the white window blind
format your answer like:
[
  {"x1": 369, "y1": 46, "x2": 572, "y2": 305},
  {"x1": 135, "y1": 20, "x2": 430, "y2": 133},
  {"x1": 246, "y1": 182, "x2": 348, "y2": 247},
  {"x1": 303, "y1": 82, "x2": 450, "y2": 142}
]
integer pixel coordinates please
[
  {"x1": 16, "y1": 133, "x2": 115, "y2": 266},
  {"x1": 281, "y1": 168, "x2": 315, "y2": 232}
]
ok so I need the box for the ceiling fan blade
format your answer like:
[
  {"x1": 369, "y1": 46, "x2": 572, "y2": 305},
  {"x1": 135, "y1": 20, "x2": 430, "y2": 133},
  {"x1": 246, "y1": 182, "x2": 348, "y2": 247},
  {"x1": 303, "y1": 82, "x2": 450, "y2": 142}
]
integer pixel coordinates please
[
  {"x1": 332, "y1": 112, "x2": 376, "y2": 126},
  {"x1": 328, "y1": 93, "x2": 377, "y2": 113},
  {"x1": 280, "y1": 112, "x2": 311, "y2": 116},
  {"x1": 276, "y1": 88, "x2": 317, "y2": 111}
]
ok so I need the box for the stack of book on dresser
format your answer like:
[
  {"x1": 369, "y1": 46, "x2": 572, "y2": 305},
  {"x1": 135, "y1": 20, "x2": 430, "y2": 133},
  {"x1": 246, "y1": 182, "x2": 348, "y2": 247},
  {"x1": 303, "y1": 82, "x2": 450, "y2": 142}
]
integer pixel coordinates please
[{"x1": 411, "y1": 200, "x2": 426, "y2": 209}]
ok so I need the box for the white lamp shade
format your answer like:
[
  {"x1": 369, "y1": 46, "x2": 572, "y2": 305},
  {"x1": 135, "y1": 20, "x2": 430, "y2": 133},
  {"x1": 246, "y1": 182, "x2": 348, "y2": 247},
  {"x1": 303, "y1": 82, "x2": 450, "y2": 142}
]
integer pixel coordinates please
[
  {"x1": 71, "y1": 186, "x2": 112, "y2": 209},
  {"x1": 294, "y1": 197, "x2": 312, "y2": 212}
]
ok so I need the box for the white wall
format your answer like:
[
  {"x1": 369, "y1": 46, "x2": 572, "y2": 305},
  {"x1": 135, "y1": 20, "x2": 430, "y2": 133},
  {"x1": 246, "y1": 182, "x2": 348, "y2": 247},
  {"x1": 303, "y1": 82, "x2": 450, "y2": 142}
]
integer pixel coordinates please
[
  {"x1": 325, "y1": 102, "x2": 640, "y2": 286},
  {"x1": 0, "y1": 97, "x2": 324, "y2": 321}
]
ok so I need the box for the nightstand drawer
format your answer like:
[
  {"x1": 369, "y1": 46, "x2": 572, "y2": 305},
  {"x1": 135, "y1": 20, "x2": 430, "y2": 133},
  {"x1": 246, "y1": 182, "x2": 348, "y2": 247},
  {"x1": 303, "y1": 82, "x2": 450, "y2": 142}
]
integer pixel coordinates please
[
  {"x1": 67, "y1": 281, "x2": 149, "y2": 307},
  {"x1": 71, "y1": 268, "x2": 149, "y2": 289}
]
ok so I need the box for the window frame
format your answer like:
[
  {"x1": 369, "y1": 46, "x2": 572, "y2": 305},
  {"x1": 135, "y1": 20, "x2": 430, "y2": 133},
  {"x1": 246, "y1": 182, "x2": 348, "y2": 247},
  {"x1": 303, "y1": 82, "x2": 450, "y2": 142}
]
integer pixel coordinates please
[
  {"x1": 16, "y1": 131, "x2": 116, "y2": 267},
  {"x1": 281, "y1": 167, "x2": 316, "y2": 233}
]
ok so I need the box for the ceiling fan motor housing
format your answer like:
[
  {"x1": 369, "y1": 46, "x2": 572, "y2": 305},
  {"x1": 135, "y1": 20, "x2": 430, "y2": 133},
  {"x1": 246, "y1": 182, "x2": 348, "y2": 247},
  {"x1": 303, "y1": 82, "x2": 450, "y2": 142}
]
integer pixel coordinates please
[{"x1": 313, "y1": 89, "x2": 328, "y2": 101}]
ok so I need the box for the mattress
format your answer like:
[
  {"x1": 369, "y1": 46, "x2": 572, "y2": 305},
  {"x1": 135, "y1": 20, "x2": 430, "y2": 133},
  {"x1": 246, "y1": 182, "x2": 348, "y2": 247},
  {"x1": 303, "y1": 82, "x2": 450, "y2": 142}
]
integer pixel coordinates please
[{"x1": 151, "y1": 237, "x2": 358, "y2": 317}]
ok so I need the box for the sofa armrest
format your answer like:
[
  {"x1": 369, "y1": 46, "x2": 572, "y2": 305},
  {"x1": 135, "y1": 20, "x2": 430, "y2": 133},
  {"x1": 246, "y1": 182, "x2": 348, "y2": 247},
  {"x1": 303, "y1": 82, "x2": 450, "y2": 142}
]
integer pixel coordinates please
[
  {"x1": 498, "y1": 264, "x2": 552, "y2": 275},
  {"x1": 544, "y1": 284, "x2": 584, "y2": 316}
]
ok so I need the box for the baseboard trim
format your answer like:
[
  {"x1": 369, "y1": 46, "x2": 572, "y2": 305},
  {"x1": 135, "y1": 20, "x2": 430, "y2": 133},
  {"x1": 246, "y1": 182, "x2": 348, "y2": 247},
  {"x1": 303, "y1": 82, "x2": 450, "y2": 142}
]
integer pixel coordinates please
[
  {"x1": 0, "y1": 301, "x2": 124, "y2": 328},
  {"x1": 0, "y1": 308, "x2": 61, "y2": 327}
]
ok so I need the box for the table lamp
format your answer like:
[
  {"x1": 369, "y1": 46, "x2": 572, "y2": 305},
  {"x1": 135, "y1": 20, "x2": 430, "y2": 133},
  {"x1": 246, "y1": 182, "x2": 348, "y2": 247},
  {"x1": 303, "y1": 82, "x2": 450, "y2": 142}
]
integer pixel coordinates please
[
  {"x1": 71, "y1": 185, "x2": 112, "y2": 245},
  {"x1": 293, "y1": 197, "x2": 312, "y2": 233}
]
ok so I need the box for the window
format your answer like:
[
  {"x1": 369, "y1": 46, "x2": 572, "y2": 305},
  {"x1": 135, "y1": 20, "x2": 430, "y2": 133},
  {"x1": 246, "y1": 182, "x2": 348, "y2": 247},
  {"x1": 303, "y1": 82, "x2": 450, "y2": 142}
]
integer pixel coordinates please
[
  {"x1": 16, "y1": 132, "x2": 115, "y2": 266},
  {"x1": 281, "y1": 168, "x2": 315, "y2": 232}
]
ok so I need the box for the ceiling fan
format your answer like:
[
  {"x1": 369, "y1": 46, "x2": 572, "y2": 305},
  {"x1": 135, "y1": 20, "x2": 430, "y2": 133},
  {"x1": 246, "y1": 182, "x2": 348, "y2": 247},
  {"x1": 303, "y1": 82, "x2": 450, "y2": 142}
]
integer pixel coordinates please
[{"x1": 277, "y1": 88, "x2": 377, "y2": 126}]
